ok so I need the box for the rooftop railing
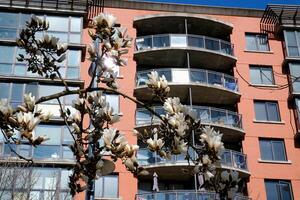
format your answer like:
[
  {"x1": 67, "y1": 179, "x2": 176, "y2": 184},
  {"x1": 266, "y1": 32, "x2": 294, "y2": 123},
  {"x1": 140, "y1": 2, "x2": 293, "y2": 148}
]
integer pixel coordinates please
[
  {"x1": 0, "y1": 0, "x2": 89, "y2": 12},
  {"x1": 136, "y1": 106, "x2": 243, "y2": 130},
  {"x1": 136, "y1": 68, "x2": 238, "y2": 93},
  {"x1": 137, "y1": 148, "x2": 248, "y2": 171},
  {"x1": 135, "y1": 34, "x2": 234, "y2": 56}
]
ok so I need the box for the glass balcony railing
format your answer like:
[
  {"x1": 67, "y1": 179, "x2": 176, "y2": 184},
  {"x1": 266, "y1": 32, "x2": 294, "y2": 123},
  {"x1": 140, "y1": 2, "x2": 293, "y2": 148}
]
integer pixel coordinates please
[
  {"x1": 136, "y1": 68, "x2": 238, "y2": 93},
  {"x1": 136, "y1": 191, "x2": 218, "y2": 200},
  {"x1": 136, "y1": 191, "x2": 251, "y2": 200},
  {"x1": 137, "y1": 148, "x2": 248, "y2": 171},
  {"x1": 136, "y1": 106, "x2": 243, "y2": 130},
  {"x1": 135, "y1": 34, "x2": 234, "y2": 56}
]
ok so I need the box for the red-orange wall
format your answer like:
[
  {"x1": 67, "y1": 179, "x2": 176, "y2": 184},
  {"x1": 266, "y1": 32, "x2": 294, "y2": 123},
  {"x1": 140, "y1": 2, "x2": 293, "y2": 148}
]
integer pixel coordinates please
[{"x1": 80, "y1": 7, "x2": 300, "y2": 200}]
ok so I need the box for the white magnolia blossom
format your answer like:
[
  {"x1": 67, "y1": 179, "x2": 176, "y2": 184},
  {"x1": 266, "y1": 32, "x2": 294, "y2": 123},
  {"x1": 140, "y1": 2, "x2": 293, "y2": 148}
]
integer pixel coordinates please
[
  {"x1": 0, "y1": 99, "x2": 13, "y2": 116},
  {"x1": 200, "y1": 126, "x2": 224, "y2": 155},
  {"x1": 93, "y1": 13, "x2": 117, "y2": 28},
  {"x1": 204, "y1": 170, "x2": 214, "y2": 180},
  {"x1": 163, "y1": 97, "x2": 182, "y2": 114},
  {"x1": 20, "y1": 112, "x2": 41, "y2": 132},
  {"x1": 173, "y1": 136, "x2": 188, "y2": 154},
  {"x1": 70, "y1": 111, "x2": 81, "y2": 124},
  {"x1": 147, "y1": 71, "x2": 170, "y2": 95},
  {"x1": 23, "y1": 93, "x2": 35, "y2": 111},
  {"x1": 202, "y1": 154, "x2": 212, "y2": 165},
  {"x1": 147, "y1": 132, "x2": 164, "y2": 151},
  {"x1": 103, "y1": 128, "x2": 118, "y2": 148}
]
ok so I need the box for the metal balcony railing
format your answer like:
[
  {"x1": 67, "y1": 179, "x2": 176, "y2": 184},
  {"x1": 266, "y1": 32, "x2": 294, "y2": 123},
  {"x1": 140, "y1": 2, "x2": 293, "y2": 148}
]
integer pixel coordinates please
[
  {"x1": 135, "y1": 34, "x2": 234, "y2": 56},
  {"x1": 137, "y1": 148, "x2": 248, "y2": 171},
  {"x1": 136, "y1": 68, "x2": 238, "y2": 93},
  {"x1": 0, "y1": 0, "x2": 89, "y2": 12},
  {"x1": 136, "y1": 106, "x2": 243, "y2": 130},
  {"x1": 135, "y1": 190, "x2": 251, "y2": 200}
]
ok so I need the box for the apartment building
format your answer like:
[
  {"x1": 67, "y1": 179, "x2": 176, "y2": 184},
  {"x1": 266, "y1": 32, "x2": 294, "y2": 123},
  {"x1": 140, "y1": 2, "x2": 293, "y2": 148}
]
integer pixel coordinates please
[{"x1": 0, "y1": 0, "x2": 299, "y2": 200}]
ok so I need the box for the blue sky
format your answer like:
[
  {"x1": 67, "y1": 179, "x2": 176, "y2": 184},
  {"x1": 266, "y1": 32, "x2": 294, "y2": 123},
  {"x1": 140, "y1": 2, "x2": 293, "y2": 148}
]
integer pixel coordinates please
[{"x1": 135, "y1": 0, "x2": 300, "y2": 9}]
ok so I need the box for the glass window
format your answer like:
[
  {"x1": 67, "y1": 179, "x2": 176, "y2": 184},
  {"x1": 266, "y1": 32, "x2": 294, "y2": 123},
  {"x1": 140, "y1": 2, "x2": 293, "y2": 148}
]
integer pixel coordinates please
[
  {"x1": 95, "y1": 175, "x2": 118, "y2": 198},
  {"x1": 46, "y1": 16, "x2": 69, "y2": 32},
  {"x1": 33, "y1": 145, "x2": 60, "y2": 159},
  {"x1": 106, "y1": 94, "x2": 119, "y2": 114},
  {"x1": 0, "y1": 82, "x2": 10, "y2": 99},
  {"x1": 0, "y1": 12, "x2": 18, "y2": 39},
  {"x1": 35, "y1": 125, "x2": 61, "y2": 145},
  {"x1": 254, "y1": 101, "x2": 280, "y2": 122},
  {"x1": 259, "y1": 139, "x2": 287, "y2": 161},
  {"x1": 0, "y1": 46, "x2": 15, "y2": 63},
  {"x1": 70, "y1": 17, "x2": 81, "y2": 32},
  {"x1": 284, "y1": 30, "x2": 300, "y2": 57},
  {"x1": 289, "y1": 63, "x2": 300, "y2": 93},
  {"x1": 265, "y1": 180, "x2": 293, "y2": 200},
  {"x1": 250, "y1": 65, "x2": 274, "y2": 85},
  {"x1": 246, "y1": 33, "x2": 270, "y2": 51},
  {"x1": 11, "y1": 83, "x2": 24, "y2": 102}
]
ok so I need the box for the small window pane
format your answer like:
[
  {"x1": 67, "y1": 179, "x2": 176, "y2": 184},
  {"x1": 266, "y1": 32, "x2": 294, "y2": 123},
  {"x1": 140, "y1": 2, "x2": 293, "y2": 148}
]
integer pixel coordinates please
[
  {"x1": 35, "y1": 125, "x2": 61, "y2": 145},
  {"x1": 47, "y1": 16, "x2": 68, "y2": 32},
  {"x1": 267, "y1": 103, "x2": 280, "y2": 121},
  {"x1": 273, "y1": 141, "x2": 286, "y2": 161},
  {"x1": 0, "y1": 46, "x2": 15, "y2": 63},
  {"x1": 103, "y1": 176, "x2": 118, "y2": 198},
  {"x1": 66, "y1": 68, "x2": 79, "y2": 79},
  {"x1": 254, "y1": 102, "x2": 267, "y2": 121},
  {"x1": 11, "y1": 83, "x2": 23, "y2": 102},
  {"x1": 0, "y1": 82, "x2": 10, "y2": 99},
  {"x1": 68, "y1": 50, "x2": 81, "y2": 67},
  {"x1": 33, "y1": 145, "x2": 60, "y2": 159},
  {"x1": 261, "y1": 68, "x2": 274, "y2": 85},
  {"x1": 246, "y1": 34, "x2": 257, "y2": 50},
  {"x1": 0, "y1": 64, "x2": 12, "y2": 75},
  {"x1": 14, "y1": 64, "x2": 26, "y2": 76},
  {"x1": 280, "y1": 182, "x2": 293, "y2": 200},
  {"x1": 249, "y1": 68, "x2": 261, "y2": 84},
  {"x1": 70, "y1": 17, "x2": 81, "y2": 32},
  {"x1": 0, "y1": 12, "x2": 18, "y2": 27},
  {"x1": 265, "y1": 181, "x2": 279, "y2": 200},
  {"x1": 259, "y1": 140, "x2": 273, "y2": 160},
  {"x1": 106, "y1": 94, "x2": 119, "y2": 114},
  {"x1": 25, "y1": 83, "x2": 38, "y2": 98},
  {"x1": 69, "y1": 33, "x2": 81, "y2": 43}
]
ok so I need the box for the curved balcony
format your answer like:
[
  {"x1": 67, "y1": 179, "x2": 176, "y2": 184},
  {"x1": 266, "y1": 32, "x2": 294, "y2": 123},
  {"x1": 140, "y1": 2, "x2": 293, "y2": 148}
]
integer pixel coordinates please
[
  {"x1": 134, "y1": 34, "x2": 236, "y2": 70},
  {"x1": 137, "y1": 148, "x2": 249, "y2": 180},
  {"x1": 136, "y1": 191, "x2": 250, "y2": 200},
  {"x1": 133, "y1": 13, "x2": 233, "y2": 39},
  {"x1": 136, "y1": 106, "x2": 244, "y2": 141},
  {"x1": 134, "y1": 68, "x2": 240, "y2": 105}
]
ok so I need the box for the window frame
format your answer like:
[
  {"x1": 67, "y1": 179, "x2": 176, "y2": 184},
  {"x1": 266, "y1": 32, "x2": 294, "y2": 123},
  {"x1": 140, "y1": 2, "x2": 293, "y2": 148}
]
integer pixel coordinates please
[
  {"x1": 259, "y1": 138, "x2": 287, "y2": 161},
  {"x1": 249, "y1": 65, "x2": 275, "y2": 85},
  {"x1": 283, "y1": 30, "x2": 300, "y2": 57},
  {"x1": 94, "y1": 174, "x2": 119, "y2": 199},
  {"x1": 265, "y1": 179, "x2": 293, "y2": 200},
  {"x1": 0, "y1": 45, "x2": 81, "y2": 79},
  {"x1": 245, "y1": 33, "x2": 270, "y2": 52},
  {"x1": 254, "y1": 100, "x2": 281, "y2": 122}
]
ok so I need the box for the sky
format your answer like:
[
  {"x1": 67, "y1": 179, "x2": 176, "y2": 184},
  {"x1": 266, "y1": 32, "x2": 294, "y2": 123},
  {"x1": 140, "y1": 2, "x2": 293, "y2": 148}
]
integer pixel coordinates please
[{"x1": 134, "y1": 0, "x2": 300, "y2": 9}]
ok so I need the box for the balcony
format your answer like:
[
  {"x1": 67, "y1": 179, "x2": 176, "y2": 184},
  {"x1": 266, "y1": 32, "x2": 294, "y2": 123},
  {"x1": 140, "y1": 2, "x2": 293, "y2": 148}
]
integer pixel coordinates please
[
  {"x1": 135, "y1": 68, "x2": 240, "y2": 105},
  {"x1": 137, "y1": 148, "x2": 249, "y2": 180},
  {"x1": 133, "y1": 13, "x2": 233, "y2": 39},
  {"x1": 134, "y1": 34, "x2": 236, "y2": 70},
  {"x1": 136, "y1": 106, "x2": 244, "y2": 141},
  {"x1": 135, "y1": 191, "x2": 250, "y2": 200}
]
